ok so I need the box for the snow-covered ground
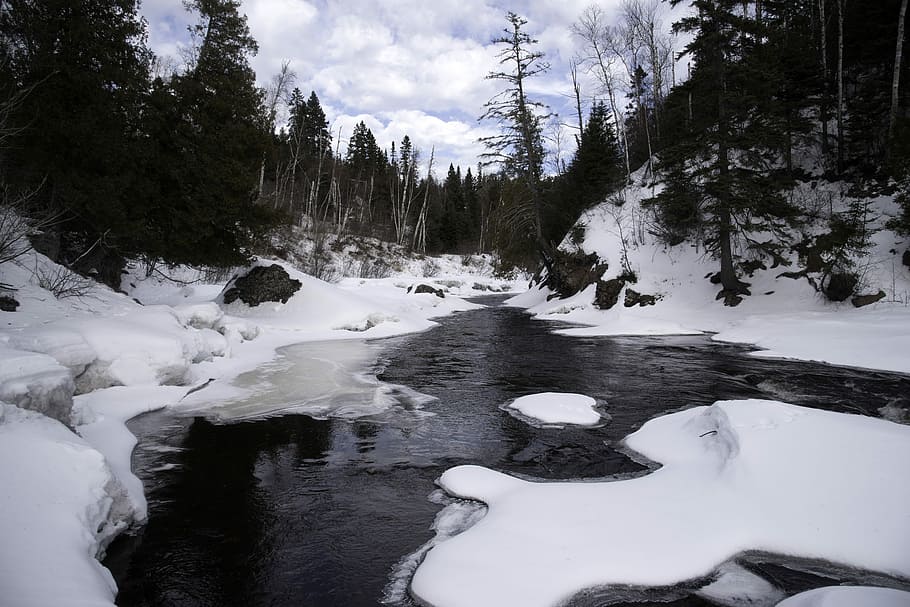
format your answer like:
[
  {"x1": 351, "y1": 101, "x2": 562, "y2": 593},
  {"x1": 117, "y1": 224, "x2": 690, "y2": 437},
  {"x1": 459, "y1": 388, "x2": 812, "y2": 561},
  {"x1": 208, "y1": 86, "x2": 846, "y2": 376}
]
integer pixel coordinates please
[
  {"x1": 411, "y1": 399, "x2": 910, "y2": 607},
  {"x1": 509, "y1": 176, "x2": 910, "y2": 375},
  {"x1": 0, "y1": 247, "x2": 522, "y2": 607}
]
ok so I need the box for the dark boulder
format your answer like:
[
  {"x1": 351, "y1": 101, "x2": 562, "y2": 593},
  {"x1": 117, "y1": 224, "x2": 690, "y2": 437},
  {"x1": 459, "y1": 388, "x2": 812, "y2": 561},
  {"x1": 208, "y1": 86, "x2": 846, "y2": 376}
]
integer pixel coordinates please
[
  {"x1": 594, "y1": 278, "x2": 625, "y2": 310},
  {"x1": 222, "y1": 264, "x2": 302, "y2": 307},
  {"x1": 851, "y1": 290, "x2": 886, "y2": 308},
  {"x1": 544, "y1": 250, "x2": 608, "y2": 299},
  {"x1": 409, "y1": 284, "x2": 445, "y2": 298},
  {"x1": 0, "y1": 295, "x2": 19, "y2": 312},
  {"x1": 624, "y1": 288, "x2": 657, "y2": 307},
  {"x1": 823, "y1": 272, "x2": 857, "y2": 302}
]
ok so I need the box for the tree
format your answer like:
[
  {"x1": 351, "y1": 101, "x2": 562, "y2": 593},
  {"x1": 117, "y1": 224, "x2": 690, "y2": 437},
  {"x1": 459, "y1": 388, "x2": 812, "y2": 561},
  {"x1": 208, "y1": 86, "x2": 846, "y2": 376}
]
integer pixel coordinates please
[
  {"x1": 479, "y1": 12, "x2": 552, "y2": 261},
  {"x1": 142, "y1": 0, "x2": 275, "y2": 267},
  {"x1": 648, "y1": 0, "x2": 798, "y2": 305},
  {"x1": 1, "y1": 0, "x2": 151, "y2": 283}
]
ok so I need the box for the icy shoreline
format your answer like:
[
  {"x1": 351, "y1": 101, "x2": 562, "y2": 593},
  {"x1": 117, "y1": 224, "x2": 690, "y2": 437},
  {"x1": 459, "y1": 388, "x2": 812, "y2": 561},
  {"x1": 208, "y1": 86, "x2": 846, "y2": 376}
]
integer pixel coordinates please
[{"x1": 0, "y1": 252, "x2": 516, "y2": 607}]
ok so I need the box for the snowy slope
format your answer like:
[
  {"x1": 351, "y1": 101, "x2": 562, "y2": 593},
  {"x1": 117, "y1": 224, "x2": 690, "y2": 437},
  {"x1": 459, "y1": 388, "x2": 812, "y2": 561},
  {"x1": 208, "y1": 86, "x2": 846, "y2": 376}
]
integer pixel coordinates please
[{"x1": 509, "y1": 174, "x2": 910, "y2": 374}]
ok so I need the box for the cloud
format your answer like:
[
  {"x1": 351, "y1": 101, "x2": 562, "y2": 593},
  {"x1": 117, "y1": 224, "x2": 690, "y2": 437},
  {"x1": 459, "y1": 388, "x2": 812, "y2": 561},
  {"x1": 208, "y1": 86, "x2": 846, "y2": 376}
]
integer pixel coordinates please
[{"x1": 138, "y1": 0, "x2": 658, "y2": 171}]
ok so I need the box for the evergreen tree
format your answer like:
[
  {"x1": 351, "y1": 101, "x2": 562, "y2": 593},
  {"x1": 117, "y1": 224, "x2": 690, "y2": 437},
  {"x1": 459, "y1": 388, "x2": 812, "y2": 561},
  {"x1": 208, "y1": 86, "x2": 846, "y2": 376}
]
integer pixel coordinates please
[
  {"x1": 648, "y1": 0, "x2": 799, "y2": 305},
  {"x1": 143, "y1": 0, "x2": 274, "y2": 267},
  {"x1": 1, "y1": 0, "x2": 151, "y2": 282},
  {"x1": 480, "y1": 12, "x2": 551, "y2": 263}
]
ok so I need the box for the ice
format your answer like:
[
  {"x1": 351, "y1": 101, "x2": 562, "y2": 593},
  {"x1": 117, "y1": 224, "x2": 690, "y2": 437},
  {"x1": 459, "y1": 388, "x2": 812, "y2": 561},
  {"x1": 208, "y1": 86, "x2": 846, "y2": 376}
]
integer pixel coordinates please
[
  {"x1": 411, "y1": 399, "x2": 910, "y2": 607},
  {"x1": 695, "y1": 562, "x2": 785, "y2": 606},
  {"x1": 776, "y1": 586, "x2": 910, "y2": 606},
  {"x1": 502, "y1": 392, "x2": 602, "y2": 426},
  {"x1": 74, "y1": 385, "x2": 189, "y2": 521},
  {"x1": 175, "y1": 339, "x2": 435, "y2": 421},
  {"x1": 0, "y1": 345, "x2": 74, "y2": 424}
]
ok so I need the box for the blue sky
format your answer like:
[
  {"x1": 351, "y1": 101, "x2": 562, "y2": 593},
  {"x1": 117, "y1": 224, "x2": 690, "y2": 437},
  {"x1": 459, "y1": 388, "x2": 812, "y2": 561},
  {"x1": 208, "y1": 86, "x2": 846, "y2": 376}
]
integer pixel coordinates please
[{"x1": 139, "y1": 0, "x2": 668, "y2": 175}]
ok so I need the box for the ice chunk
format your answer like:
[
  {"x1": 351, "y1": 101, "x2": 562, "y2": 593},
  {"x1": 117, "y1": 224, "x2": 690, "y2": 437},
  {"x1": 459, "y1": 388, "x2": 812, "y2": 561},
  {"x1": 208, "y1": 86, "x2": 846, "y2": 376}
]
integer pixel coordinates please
[
  {"x1": 696, "y1": 562, "x2": 784, "y2": 606},
  {"x1": 176, "y1": 339, "x2": 434, "y2": 421}
]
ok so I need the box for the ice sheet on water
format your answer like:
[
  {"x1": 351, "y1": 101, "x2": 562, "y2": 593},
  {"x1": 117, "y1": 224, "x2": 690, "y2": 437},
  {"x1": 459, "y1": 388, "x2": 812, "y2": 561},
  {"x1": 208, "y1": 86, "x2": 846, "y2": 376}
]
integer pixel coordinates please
[
  {"x1": 695, "y1": 562, "x2": 784, "y2": 606},
  {"x1": 175, "y1": 339, "x2": 436, "y2": 422}
]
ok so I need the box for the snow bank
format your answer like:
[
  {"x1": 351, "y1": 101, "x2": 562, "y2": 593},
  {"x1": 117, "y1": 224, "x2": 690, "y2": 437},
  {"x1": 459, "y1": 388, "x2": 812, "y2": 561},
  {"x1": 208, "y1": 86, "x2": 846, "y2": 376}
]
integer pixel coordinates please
[
  {"x1": 74, "y1": 385, "x2": 190, "y2": 521},
  {"x1": 509, "y1": 176, "x2": 910, "y2": 375},
  {"x1": 411, "y1": 399, "x2": 910, "y2": 607},
  {"x1": 0, "y1": 404, "x2": 127, "y2": 607},
  {"x1": 776, "y1": 586, "x2": 910, "y2": 607},
  {"x1": 502, "y1": 392, "x2": 602, "y2": 426},
  {"x1": 0, "y1": 345, "x2": 74, "y2": 423}
]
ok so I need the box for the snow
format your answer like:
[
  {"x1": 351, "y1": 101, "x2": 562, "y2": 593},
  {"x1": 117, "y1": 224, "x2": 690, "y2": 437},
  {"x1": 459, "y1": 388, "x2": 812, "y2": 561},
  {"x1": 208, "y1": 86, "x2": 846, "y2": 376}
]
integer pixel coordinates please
[
  {"x1": 411, "y1": 399, "x2": 910, "y2": 607},
  {"x1": 508, "y1": 175, "x2": 910, "y2": 374},
  {"x1": 0, "y1": 404, "x2": 126, "y2": 607},
  {"x1": 503, "y1": 392, "x2": 602, "y2": 426},
  {"x1": 776, "y1": 587, "x2": 910, "y2": 607},
  {"x1": 0, "y1": 245, "x2": 515, "y2": 606},
  {"x1": 73, "y1": 385, "x2": 190, "y2": 520}
]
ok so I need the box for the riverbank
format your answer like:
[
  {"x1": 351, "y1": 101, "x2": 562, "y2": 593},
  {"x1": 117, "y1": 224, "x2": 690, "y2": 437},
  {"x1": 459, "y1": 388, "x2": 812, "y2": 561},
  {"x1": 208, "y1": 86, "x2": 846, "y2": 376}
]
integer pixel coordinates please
[{"x1": 0, "y1": 250, "x2": 519, "y2": 607}]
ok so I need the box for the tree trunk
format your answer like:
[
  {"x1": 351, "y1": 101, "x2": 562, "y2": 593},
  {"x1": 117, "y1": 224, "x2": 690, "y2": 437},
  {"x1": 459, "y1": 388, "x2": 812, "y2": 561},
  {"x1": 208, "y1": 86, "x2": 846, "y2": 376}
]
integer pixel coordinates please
[
  {"x1": 836, "y1": 0, "x2": 845, "y2": 173},
  {"x1": 889, "y1": 0, "x2": 909, "y2": 147},
  {"x1": 819, "y1": 0, "x2": 830, "y2": 164}
]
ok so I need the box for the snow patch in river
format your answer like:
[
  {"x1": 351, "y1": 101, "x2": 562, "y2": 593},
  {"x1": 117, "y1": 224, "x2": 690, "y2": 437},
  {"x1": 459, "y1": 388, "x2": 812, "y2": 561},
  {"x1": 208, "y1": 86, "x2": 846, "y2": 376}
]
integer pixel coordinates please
[{"x1": 502, "y1": 392, "x2": 602, "y2": 427}]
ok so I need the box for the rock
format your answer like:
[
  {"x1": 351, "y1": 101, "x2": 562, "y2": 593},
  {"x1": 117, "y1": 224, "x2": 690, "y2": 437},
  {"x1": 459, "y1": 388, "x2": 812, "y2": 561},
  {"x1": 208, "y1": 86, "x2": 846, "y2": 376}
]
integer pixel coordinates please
[
  {"x1": 851, "y1": 290, "x2": 886, "y2": 308},
  {"x1": 222, "y1": 264, "x2": 302, "y2": 307},
  {"x1": 624, "y1": 288, "x2": 657, "y2": 307},
  {"x1": 823, "y1": 272, "x2": 857, "y2": 302},
  {"x1": 594, "y1": 278, "x2": 625, "y2": 310},
  {"x1": 409, "y1": 284, "x2": 445, "y2": 298},
  {"x1": 0, "y1": 295, "x2": 19, "y2": 312},
  {"x1": 544, "y1": 250, "x2": 608, "y2": 298},
  {"x1": 738, "y1": 259, "x2": 766, "y2": 277},
  {"x1": 903, "y1": 249, "x2": 910, "y2": 269}
]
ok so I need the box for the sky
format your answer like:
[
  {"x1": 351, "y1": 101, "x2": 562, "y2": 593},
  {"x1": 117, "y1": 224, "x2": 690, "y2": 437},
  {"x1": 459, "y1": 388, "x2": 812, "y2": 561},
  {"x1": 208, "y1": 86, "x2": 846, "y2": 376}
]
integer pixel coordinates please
[{"x1": 139, "y1": 0, "x2": 663, "y2": 176}]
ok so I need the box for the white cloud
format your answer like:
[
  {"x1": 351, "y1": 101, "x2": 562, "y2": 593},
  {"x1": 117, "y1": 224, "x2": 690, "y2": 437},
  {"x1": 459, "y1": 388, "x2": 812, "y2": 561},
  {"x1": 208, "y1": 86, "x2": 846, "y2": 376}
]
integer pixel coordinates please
[{"x1": 138, "y1": 0, "x2": 663, "y2": 171}]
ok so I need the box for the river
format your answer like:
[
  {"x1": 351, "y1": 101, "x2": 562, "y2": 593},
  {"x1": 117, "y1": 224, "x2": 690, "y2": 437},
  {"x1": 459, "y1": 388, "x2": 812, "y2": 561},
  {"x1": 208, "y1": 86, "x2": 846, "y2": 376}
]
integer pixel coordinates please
[{"x1": 104, "y1": 296, "x2": 910, "y2": 606}]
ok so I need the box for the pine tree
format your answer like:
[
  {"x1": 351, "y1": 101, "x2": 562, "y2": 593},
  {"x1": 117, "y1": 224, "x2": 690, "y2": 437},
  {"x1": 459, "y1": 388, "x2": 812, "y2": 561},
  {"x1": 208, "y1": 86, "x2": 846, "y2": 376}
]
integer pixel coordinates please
[
  {"x1": 480, "y1": 12, "x2": 552, "y2": 262},
  {"x1": 143, "y1": 0, "x2": 274, "y2": 267},
  {"x1": 1, "y1": 0, "x2": 151, "y2": 282},
  {"x1": 649, "y1": 0, "x2": 799, "y2": 305}
]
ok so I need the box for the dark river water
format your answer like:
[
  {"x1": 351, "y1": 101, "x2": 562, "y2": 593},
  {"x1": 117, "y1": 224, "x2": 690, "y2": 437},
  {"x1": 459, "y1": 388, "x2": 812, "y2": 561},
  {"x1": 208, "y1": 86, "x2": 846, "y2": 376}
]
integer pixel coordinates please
[{"x1": 104, "y1": 296, "x2": 910, "y2": 607}]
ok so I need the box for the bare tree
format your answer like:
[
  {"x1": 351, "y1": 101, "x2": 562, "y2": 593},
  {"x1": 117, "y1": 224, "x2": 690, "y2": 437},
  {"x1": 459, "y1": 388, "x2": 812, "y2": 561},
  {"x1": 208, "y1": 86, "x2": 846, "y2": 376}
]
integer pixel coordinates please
[
  {"x1": 412, "y1": 147, "x2": 435, "y2": 253},
  {"x1": 573, "y1": 5, "x2": 632, "y2": 182},
  {"x1": 258, "y1": 60, "x2": 296, "y2": 199},
  {"x1": 889, "y1": 0, "x2": 909, "y2": 146}
]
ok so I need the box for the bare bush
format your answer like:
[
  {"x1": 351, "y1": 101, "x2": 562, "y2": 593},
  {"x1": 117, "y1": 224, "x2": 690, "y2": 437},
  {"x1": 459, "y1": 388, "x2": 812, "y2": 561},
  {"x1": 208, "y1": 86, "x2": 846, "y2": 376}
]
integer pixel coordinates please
[{"x1": 34, "y1": 264, "x2": 93, "y2": 299}]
